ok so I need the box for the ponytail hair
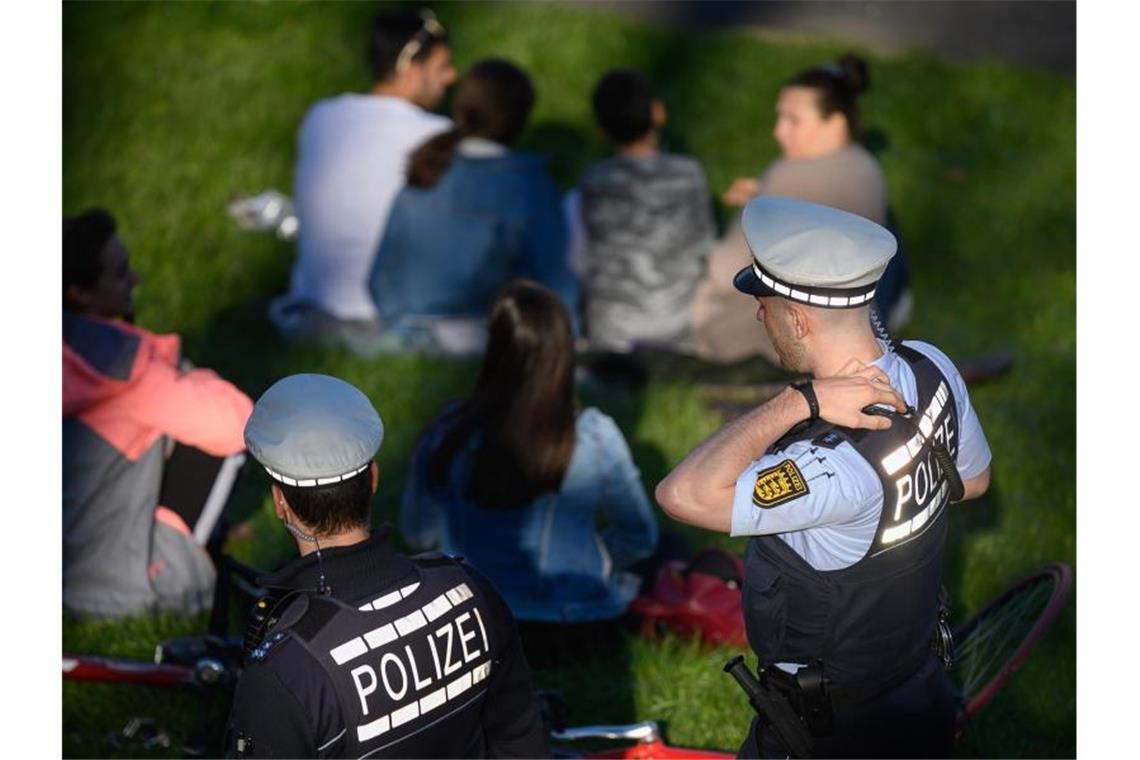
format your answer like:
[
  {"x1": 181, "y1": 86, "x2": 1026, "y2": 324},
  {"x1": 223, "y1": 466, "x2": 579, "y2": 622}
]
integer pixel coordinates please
[
  {"x1": 406, "y1": 58, "x2": 536, "y2": 189},
  {"x1": 785, "y1": 52, "x2": 871, "y2": 138},
  {"x1": 425, "y1": 280, "x2": 576, "y2": 509},
  {"x1": 407, "y1": 129, "x2": 462, "y2": 188}
]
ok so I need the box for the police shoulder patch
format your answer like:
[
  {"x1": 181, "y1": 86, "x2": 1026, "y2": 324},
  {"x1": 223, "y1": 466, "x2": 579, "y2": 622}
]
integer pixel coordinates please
[{"x1": 752, "y1": 459, "x2": 809, "y2": 508}]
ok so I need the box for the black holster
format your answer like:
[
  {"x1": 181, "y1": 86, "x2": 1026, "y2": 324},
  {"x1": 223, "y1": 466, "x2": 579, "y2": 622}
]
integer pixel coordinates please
[
  {"x1": 724, "y1": 656, "x2": 816, "y2": 758},
  {"x1": 762, "y1": 661, "x2": 835, "y2": 737}
]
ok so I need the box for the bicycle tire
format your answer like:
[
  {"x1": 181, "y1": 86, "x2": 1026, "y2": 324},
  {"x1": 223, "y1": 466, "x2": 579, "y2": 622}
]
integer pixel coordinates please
[{"x1": 950, "y1": 561, "x2": 1073, "y2": 723}]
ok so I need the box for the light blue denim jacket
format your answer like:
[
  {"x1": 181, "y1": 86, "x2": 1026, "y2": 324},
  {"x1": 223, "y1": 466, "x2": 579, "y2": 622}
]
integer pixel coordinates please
[{"x1": 401, "y1": 406, "x2": 658, "y2": 622}]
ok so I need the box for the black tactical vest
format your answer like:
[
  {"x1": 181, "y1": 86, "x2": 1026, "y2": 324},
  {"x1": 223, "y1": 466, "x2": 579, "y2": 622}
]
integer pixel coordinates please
[
  {"x1": 743, "y1": 343, "x2": 961, "y2": 703},
  {"x1": 277, "y1": 556, "x2": 501, "y2": 758}
]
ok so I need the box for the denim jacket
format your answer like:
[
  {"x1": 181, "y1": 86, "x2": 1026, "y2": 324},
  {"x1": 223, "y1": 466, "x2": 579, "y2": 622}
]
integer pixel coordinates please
[
  {"x1": 369, "y1": 152, "x2": 580, "y2": 334},
  {"x1": 401, "y1": 406, "x2": 658, "y2": 622}
]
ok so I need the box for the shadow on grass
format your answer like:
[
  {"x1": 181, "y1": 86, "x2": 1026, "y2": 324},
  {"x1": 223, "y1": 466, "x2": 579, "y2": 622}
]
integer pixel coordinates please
[
  {"x1": 533, "y1": 634, "x2": 640, "y2": 740},
  {"x1": 952, "y1": 603, "x2": 1076, "y2": 759},
  {"x1": 944, "y1": 479, "x2": 1004, "y2": 609}
]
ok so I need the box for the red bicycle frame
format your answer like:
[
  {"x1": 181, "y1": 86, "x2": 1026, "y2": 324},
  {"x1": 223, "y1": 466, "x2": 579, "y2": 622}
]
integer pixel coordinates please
[{"x1": 62, "y1": 653, "x2": 195, "y2": 687}]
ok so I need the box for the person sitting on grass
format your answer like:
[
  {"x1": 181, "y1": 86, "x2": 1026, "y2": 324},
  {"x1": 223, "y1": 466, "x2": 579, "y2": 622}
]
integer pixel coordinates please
[
  {"x1": 368, "y1": 59, "x2": 579, "y2": 354},
  {"x1": 568, "y1": 68, "x2": 716, "y2": 353},
  {"x1": 692, "y1": 53, "x2": 913, "y2": 364},
  {"x1": 63, "y1": 208, "x2": 253, "y2": 619},
  {"x1": 270, "y1": 8, "x2": 456, "y2": 354},
  {"x1": 400, "y1": 280, "x2": 662, "y2": 667}
]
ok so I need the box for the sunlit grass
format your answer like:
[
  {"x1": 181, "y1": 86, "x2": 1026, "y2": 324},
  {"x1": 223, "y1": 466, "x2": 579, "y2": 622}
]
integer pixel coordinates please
[{"x1": 63, "y1": 2, "x2": 1074, "y2": 757}]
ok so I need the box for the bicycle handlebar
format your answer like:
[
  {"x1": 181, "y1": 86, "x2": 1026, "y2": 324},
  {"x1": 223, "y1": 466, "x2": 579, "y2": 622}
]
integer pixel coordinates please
[{"x1": 551, "y1": 721, "x2": 661, "y2": 743}]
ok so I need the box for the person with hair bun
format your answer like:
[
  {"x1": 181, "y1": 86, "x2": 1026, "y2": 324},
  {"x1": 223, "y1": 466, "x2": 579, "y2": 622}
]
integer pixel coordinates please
[
  {"x1": 693, "y1": 54, "x2": 912, "y2": 364},
  {"x1": 368, "y1": 60, "x2": 579, "y2": 353},
  {"x1": 724, "y1": 53, "x2": 882, "y2": 221}
]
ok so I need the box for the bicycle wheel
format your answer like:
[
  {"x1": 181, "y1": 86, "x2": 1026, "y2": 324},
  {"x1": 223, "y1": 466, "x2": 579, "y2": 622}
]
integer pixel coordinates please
[{"x1": 951, "y1": 562, "x2": 1073, "y2": 723}]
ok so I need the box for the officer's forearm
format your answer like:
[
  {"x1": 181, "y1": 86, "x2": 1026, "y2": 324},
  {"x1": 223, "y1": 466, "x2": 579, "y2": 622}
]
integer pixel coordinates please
[
  {"x1": 656, "y1": 388, "x2": 809, "y2": 532},
  {"x1": 959, "y1": 466, "x2": 991, "y2": 501}
]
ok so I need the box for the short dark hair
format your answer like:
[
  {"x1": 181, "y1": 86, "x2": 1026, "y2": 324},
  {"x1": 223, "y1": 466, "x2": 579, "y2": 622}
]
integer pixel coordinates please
[
  {"x1": 277, "y1": 466, "x2": 374, "y2": 535},
  {"x1": 367, "y1": 9, "x2": 449, "y2": 83},
  {"x1": 784, "y1": 53, "x2": 871, "y2": 138},
  {"x1": 63, "y1": 208, "x2": 117, "y2": 301},
  {"x1": 592, "y1": 68, "x2": 657, "y2": 145}
]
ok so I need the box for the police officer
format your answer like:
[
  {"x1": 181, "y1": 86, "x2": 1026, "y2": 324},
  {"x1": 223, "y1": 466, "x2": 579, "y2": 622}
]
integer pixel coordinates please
[
  {"x1": 656, "y1": 198, "x2": 992, "y2": 758},
  {"x1": 224, "y1": 373, "x2": 549, "y2": 758}
]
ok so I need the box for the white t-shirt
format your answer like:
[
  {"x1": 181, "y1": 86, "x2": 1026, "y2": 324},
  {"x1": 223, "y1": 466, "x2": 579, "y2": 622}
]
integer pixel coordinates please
[
  {"x1": 289, "y1": 94, "x2": 452, "y2": 320},
  {"x1": 730, "y1": 340, "x2": 992, "y2": 570}
]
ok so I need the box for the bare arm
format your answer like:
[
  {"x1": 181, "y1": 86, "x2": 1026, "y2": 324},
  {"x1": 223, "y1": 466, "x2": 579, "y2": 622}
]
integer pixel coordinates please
[
  {"x1": 655, "y1": 364, "x2": 906, "y2": 533},
  {"x1": 722, "y1": 177, "x2": 761, "y2": 207},
  {"x1": 959, "y1": 465, "x2": 991, "y2": 501}
]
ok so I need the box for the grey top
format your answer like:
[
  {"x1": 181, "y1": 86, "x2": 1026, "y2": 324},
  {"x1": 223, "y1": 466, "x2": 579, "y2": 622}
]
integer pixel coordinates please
[
  {"x1": 244, "y1": 374, "x2": 384, "y2": 487},
  {"x1": 579, "y1": 153, "x2": 715, "y2": 351},
  {"x1": 759, "y1": 143, "x2": 887, "y2": 226}
]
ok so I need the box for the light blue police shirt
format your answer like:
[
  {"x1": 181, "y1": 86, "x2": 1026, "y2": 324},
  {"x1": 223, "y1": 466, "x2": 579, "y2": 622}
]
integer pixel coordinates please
[{"x1": 730, "y1": 340, "x2": 991, "y2": 571}]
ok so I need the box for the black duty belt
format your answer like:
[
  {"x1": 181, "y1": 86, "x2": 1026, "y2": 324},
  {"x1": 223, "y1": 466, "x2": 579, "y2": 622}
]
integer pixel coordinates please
[{"x1": 821, "y1": 645, "x2": 932, "y2": 711}]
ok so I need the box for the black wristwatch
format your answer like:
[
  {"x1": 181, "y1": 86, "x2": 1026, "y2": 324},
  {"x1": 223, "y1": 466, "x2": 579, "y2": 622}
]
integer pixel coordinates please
[{"x1": 790, "y1": 379, "x2": 820, "y2": 423}]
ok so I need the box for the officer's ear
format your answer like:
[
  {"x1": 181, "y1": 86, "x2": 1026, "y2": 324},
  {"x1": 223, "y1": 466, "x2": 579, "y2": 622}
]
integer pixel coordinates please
[
  {"x1": 787, "y1": 303, "x2": 810, "y2": 339},
  {"x1": 271, "y1": 483, "x2": 289, "y2": 521},
  {"x1": 370, "y1": 461, "x2": 380, "y2": 496}
]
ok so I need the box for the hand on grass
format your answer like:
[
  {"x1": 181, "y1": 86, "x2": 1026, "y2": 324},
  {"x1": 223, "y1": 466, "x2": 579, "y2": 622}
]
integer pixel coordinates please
[
  {"x1": 812, "y1": 360, "x2": 906, "y2": 430},
  {"x1": 722, "y1": 177, "x2": 761, "y2": 207}
]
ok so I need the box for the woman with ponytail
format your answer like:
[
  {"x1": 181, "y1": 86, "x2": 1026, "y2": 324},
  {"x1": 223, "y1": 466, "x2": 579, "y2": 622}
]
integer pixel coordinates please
[
  {"x1": 400, "y1": 280, "x2": 660, "y2": 666},
  {"x1": 693, "y1": 54, "x2": 912, "y2": 362},
  {"x1": 368, "y1": 59, "x2": 579, "y2": 353}
]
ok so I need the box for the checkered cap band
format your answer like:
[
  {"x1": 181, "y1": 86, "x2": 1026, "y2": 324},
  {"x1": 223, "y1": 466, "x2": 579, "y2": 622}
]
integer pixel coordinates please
[{"x1": 752, "y1": 261, "x2": 877, "y2": 307}]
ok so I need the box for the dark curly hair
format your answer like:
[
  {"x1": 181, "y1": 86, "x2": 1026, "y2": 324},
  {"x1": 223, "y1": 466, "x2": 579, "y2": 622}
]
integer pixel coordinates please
[{"x1": 63, "y1": 208, "x2": 117, "y2": 305}]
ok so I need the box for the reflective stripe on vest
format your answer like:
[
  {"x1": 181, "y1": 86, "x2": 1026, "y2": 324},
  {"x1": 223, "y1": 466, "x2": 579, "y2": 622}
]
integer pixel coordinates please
[
  {"x1": 285, "y1": 558, "x2": 495, "y2": 758},
  {"x1": 744, "y1": 343, "x2": 960, "y2": 701}
]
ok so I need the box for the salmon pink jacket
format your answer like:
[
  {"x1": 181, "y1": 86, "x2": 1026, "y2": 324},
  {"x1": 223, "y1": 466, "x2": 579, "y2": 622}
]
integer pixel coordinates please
[{"x1": 63, "y1": 313, "x2": 252, "y2": 618}]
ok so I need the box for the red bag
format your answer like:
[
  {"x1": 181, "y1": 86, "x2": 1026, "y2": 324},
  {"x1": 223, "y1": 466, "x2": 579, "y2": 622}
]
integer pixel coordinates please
[{"x1": 629, "y1": 548, "x2": 748, "y2": 648}]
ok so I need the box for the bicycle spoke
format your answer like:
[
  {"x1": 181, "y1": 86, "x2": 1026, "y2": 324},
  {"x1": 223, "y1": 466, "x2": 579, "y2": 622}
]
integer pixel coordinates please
[{"x1": 953, "y1": 577, "x2": 1055, "y2": 698}]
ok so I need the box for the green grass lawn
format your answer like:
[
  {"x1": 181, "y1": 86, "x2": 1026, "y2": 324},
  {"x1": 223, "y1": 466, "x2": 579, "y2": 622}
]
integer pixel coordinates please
[{"x1": 63, "y1": 1, "x2": 1075, "y2": 757}]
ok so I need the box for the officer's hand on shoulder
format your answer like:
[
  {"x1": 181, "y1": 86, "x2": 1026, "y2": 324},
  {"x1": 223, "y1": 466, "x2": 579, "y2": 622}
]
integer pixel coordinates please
[{"x1": 813, "y1": 360, "x2": 906, "y2": 430}]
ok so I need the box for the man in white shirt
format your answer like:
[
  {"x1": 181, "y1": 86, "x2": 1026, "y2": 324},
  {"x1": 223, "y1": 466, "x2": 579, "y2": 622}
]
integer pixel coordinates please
[
  {"x1": 657, "y1": 198, "x2": 991, "y2": 758},
  {"x1": 270, "y1": 8, "x2": 456, "y2": 351}
]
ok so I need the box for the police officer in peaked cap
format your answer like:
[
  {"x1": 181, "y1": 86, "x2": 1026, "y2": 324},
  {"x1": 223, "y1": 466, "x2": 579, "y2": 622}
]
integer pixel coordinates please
[
  {"x1": 224, "y1": 373, "x2": 549, "y2": 758},
  {"x1": 657, "y1": 198, "x2": 993, "y2": 758}
]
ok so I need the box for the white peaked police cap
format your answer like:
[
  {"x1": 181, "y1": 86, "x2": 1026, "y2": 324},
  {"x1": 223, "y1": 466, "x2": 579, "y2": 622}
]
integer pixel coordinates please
[
  {"x1": 732, "y1": 197, "x2": 897, "y2": 309},
  {"x1": 244, "y1": 373, "x2": 384, "y2": 488}
]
